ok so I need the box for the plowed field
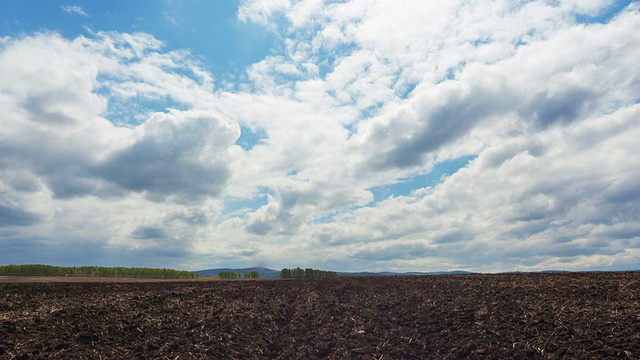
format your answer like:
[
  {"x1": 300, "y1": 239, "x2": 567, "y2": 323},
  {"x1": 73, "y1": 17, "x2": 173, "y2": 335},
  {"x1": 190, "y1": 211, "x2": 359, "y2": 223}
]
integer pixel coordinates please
[{"x1": 1, "y1": 272, "x2": 639, "y2": 359}]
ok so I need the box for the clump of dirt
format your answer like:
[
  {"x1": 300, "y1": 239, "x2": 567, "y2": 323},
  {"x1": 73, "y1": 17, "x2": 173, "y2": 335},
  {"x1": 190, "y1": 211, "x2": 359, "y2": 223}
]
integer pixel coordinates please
[{"x1": 1, "y1": 272, "x2": 639, "y2": 359}]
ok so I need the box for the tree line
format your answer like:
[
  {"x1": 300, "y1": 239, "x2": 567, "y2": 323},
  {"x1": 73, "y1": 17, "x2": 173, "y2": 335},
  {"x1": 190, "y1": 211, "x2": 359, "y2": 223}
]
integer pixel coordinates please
[
  {"x1": 280, "y1": 267, "x2": 338, "y2": 279},
  {"x1": 218, "y1": 271, "x2": 260, "y2": 279},
  {"x1": 0, "y1": 264, "x2": 198, "y2": 279}
]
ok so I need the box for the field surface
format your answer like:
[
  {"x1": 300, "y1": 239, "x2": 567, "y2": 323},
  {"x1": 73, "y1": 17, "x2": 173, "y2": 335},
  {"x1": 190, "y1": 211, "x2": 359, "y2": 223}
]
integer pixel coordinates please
[
  {"x1": 1, "y1": 272, "x2": 639, "y2": 359},
  {"x1": 0, "y1": 276, "x2": 208, "y2": 283}
]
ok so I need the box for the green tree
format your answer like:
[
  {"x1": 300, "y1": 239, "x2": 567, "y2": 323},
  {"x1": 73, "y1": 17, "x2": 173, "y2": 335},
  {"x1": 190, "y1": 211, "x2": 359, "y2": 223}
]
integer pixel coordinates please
[
  {"x1": 0, "y1": 264, "x2": 198, "y2": 279},
  {"x1": 279, "y1": 267, "x2": 337, "y2": 279},
  {"x1": 219, "y1": 271, "x2": 239, "y2": 279}
]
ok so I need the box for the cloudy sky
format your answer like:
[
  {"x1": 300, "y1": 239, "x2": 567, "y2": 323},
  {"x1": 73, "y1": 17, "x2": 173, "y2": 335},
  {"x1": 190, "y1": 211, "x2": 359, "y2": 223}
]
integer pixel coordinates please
[{"x1": 0, "y1": 0, "x2": 638, "y2": 272}]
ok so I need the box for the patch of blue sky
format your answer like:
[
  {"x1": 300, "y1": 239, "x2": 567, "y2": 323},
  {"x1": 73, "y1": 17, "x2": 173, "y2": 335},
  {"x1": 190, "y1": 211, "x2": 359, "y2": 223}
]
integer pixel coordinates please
[
  {"x1": 513, "y1": 29, "x2": 538, "y2": 48},
  {"x1": 316, "y1": 42, "x2": 360, "y2": 79},
  {"x1": 0, "y1": 1, "x2": 89, "y2": 38},
  {"x1": 0, "y1": 1, "x2": 276, "y2": 84},
  {"x1": 106, "y1": 96, "x2": 190, "y2": 127},
  {"x1": 575, "y1": 1, "x2": 636, "y2": 24},
  {"x1": 472, "y1": 38, "x2": 492, "y2": 46},
  {"x1": 437, "y1": 61, "x2": 467, "y2": 84},
  {"x1": 449, "y1": 62, "x2": 466, "y2": 78},
  {"x1": 216, "y1": 188, "x2": 271, "y2": 224},
  {"x1": 309, "y1": 205, "x2": 361, "y2": 225},
  {"x1": 164, "y1": 65, "x2": 213, "y2": 86},
  {"x1": 95, "y1": 75, "x2": 191, "y2": 126},
  {"x1": 310, "y1": 213, "x2": 336, "y2": 224},
  {"x1": 359, "y1": 102, "x2": 384, "y2": 119},
  {"x1": 154, "y1": 0, "x2": 277, "y2": 82},
  {"x1": 397, "y1": 82, "x2": 417, "y2": 100},
  {"x1": 368, "y1": 155, "x2": 477, "y2": 204},
  {"x1": 343, "y1": 123, "x2": 356, "y2": 138},
  {"x1": 235, "y1": 126, "x2": 267, "y2": 151},
  {"x1": 223, "y1": 194, "x2": 268, "y2": 215}
]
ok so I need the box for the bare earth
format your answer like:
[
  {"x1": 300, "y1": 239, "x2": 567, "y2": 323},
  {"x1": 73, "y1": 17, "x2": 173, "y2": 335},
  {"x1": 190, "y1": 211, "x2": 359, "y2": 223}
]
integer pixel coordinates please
[
  {"x1": 1, "y1": 272, "x2": 639, "y2": 359},
  {"x1": 0, "y1": 276, "x2": 214, "y2": 283}
]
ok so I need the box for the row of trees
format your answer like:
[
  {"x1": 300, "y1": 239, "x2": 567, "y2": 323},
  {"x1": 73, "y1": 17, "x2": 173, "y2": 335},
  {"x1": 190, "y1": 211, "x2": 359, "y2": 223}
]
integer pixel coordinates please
[
  {"x1": 218, "y1": 271, "x2": 260, "y2": 279},
  {"x1": 280, "y1": 267, "x2": 338, "y2": 279},
  {"x1": 0, "y1": 264, "x2": 198, "y2": 279},
  {"x1": 219, "y1": 271, "x2": 239, "y2": 279},
  {"x1": 244, "y1": 271, "x2": 260, "y2": 279}
]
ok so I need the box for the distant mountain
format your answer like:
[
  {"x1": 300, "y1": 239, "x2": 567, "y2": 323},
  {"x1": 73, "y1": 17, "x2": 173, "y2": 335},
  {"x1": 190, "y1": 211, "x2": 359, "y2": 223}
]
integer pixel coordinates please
[
  {"x1": 195, "y1": 267, "x2": 474, "y2": 279},
  {"x1": 196, "y1": 267, "x2": 281, "y2": 279},
  {"x1": 499, "y1": 270, "x2": 573, "y2": 274},
  {"x1": 195, "y1": 268, "x2": 637, "y2": 279},
  {"x1": 415, "y1": 270, "x2": 474, "y2": 275},
  {"x1": 339, "y1": 270, "x2": 474, "y2": 276}
]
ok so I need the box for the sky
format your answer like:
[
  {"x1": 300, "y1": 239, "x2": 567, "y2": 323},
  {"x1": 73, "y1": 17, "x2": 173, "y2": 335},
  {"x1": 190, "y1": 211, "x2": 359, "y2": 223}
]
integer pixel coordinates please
[{"x1": 0, "y1": 0, "x2": 639, "y2": 273}]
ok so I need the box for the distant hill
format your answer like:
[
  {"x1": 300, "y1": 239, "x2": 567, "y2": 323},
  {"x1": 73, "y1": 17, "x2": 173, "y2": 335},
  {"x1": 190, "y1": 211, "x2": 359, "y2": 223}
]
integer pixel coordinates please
[
  {"x1": 339, "y1": 270, "x2": 474, "y2": 276},
  {"x1": 196, "y1": 267, "x2": 281, "y2": 279},
  {"x1": 195, "y1": 268, "x2": 638, "y2": 279},
  {"x1": 195, "y1": 267, "x2": 474, "y2": 279},
  {"x1": 499, "y1": 270, "x2": 573, "y2": 274}
]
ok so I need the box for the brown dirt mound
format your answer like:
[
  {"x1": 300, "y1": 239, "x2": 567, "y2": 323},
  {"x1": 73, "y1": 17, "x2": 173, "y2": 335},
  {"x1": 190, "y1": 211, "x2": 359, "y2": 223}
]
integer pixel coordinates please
[{"x1": 1, "y1": 272, "x2": 639, "y2": 359}]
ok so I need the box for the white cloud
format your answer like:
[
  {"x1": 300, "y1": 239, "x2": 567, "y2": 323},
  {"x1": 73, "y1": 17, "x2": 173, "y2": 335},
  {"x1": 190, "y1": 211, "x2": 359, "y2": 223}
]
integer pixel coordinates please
[
  {"x1": 61, "y1": 5, "x2": 89, "y2": 17},
  {"x1": 225, "y1": 0, "x2": 640, "y2": 272},
  {"x1": 0, "y1": 31, "x2": 235, "y2": 267},
  {"x1": 1, "y1": 1, "x2": 639, "y2": 272},
  {"x1": 238, "y1": 0, "x2": 292, "y2": 27}
]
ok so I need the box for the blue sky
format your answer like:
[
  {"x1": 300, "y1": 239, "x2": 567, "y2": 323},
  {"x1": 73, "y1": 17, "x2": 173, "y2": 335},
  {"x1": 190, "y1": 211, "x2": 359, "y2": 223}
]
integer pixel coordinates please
[
  {"x1": 0, "y1": 1, "x2": 639, "y2": 272},
  {"x1": 1, "y1": 1, "x2": 275, "y2": 80}
]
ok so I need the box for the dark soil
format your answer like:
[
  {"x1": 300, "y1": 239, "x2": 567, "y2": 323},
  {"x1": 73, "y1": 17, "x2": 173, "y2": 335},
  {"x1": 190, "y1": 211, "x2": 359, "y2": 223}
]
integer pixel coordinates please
[{"x1": 1, "y1": 272, "x2": 639, "y2": 359}]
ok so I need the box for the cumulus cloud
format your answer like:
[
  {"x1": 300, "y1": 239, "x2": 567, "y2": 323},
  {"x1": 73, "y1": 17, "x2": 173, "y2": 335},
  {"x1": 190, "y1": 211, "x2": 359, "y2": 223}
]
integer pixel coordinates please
[
  {"x1": 0, "y1": 32, "x2": 234, "y2": 201},
  {"x1": 229, "y1": 0, "x2": 640, "y2": 272},
  {"x1": 0, "y1": 31, "x2": 236, "y2": 267},
  {"x1": 1, "y1": 1, "x2": 639, "y2": 272},
  {"x1": 94, "y1": 110, "x2": 237, "y2": 202},
  {"x1": 244, "y1": 179, "x2": 372, "y2": 235}
]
